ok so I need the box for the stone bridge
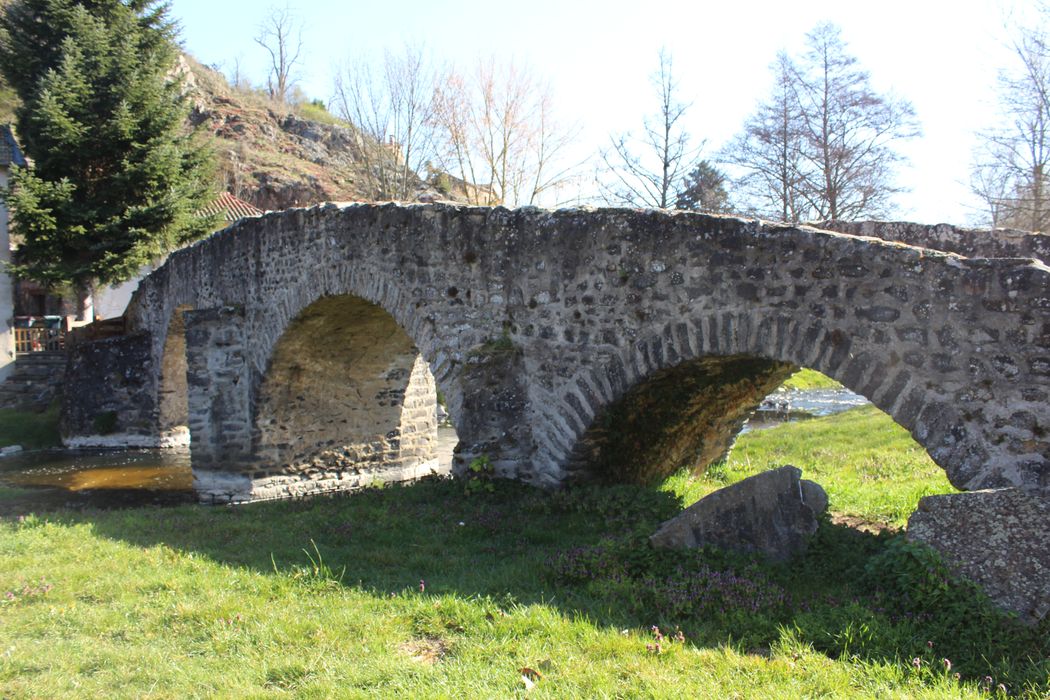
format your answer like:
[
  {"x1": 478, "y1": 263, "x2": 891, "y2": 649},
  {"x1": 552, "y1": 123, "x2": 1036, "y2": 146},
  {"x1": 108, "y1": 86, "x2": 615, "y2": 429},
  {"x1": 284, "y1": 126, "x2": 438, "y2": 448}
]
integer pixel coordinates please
[{"x1": 65, "y1": 204, "x2": 1050, "y2": 504}]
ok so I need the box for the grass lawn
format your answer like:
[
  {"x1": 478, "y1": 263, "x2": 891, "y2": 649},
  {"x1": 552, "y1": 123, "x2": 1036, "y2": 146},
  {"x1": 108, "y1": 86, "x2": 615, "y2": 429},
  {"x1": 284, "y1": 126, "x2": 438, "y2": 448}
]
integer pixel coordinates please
[
  {"x1": 780, "y1": 368, "x2": 843, "y2": 391},
  {"x1": 0, "y1": 404, "x2": 61, "y2": 450},
  {"x1": 667, "y1": 404, "x2": 953, "y2": 527},
  {"x1": 0, "y1": 407, "x2": 1046, "y2": 698}
]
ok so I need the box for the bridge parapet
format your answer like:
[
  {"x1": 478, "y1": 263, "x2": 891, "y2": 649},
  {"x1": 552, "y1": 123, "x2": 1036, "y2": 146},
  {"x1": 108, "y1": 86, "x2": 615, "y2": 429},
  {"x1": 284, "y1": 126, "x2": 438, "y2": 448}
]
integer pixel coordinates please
[{"x1": 821, "y1": 220, "x2": 1050, "y2": 262}]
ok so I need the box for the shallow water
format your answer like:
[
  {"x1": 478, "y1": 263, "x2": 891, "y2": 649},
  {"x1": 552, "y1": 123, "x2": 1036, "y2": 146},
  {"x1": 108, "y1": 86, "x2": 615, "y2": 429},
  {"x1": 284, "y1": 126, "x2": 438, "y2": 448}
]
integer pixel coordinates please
[
  {"x1": 0, "y1": 391, "x2": 868, "y2": 510},
  {"x1": 0, "y1": 427, "x2": 463, "y2": 511},
  {"x1": 780, "y1": 387, "x2": 871, "y2": 416},
  {"x1": 742, "y1": 387, "x2": 870, "y2": 433},
  {"x1": 0, "y1": 449, "x2": 193, "y2": 491}
]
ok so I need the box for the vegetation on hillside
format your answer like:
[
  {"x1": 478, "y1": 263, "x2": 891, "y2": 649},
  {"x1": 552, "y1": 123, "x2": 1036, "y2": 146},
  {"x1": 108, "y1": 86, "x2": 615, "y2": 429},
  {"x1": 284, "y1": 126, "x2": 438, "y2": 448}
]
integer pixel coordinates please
[
  {"x1": 182, "y1": 55, "x2": 437, "y2": 212},
  {"x1": 780, "y1": 368, "x2": 843, "y2": 391}
]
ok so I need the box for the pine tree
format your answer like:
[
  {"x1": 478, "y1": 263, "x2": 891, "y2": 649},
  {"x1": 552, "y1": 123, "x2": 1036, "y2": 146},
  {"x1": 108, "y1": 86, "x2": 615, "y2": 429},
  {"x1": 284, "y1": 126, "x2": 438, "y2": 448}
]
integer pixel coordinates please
[
  {"x1": 675, "y1": 161, "x2": 731, "y2": 214},
  {"x1": 0, "y1": 0, "x2": 215, "y2": 317}
]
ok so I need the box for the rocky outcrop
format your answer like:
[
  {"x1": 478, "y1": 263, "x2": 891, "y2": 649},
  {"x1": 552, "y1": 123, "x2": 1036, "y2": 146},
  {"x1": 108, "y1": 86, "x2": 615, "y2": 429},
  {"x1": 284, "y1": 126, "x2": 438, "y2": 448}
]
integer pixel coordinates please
[
  {"x1": 907, "y1": 488, "x2": 1050, "y2": 623},
  {"x1": 181, "y1": 56, "x2": 440, "y2": 211},
  {"x1": 650, "y1": 466, "x2": 828, "y2": 561}
]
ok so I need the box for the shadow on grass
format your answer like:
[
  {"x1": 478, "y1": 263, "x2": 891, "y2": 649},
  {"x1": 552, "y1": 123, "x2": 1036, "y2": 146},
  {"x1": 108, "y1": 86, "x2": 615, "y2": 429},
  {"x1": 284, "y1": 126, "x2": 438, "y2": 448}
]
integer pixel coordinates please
[{"x1": 10, "y1": 476, "x2": 1049, "y2": 695}]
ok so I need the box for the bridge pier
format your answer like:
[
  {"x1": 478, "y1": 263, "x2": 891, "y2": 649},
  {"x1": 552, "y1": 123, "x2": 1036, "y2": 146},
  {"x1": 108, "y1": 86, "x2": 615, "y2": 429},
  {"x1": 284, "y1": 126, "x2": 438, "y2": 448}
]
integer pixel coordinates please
[
  {"x1": 447, "y1": 339, "x2": 536, "y2": 482},
  {"x1": 184, "y1": 306, "x2": 255, "y2": 501}
]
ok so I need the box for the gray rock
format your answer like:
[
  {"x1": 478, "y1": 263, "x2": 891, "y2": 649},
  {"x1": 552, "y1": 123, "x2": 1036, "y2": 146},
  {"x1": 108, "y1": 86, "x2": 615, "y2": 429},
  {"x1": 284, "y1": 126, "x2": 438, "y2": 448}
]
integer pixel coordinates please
[
  {"x1": 650, "y1": 465, "x2": 827, "y2": 562},
  {"x1": 907, "y1": 488, "x2": 1050, "y2": 623},
  {"x1": 801, "y1": 479, "x2": 829, "y2": 514},
  {"x1": 0, "y1": 444, "x2": 22, "y2": 458}
]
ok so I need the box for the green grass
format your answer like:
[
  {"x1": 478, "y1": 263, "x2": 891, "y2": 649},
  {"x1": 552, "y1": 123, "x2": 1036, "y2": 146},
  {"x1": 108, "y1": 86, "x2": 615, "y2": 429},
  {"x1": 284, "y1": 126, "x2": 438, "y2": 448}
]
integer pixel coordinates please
[
  {"x1": 0, "y1": 407, "x2": 1045, "y2": 698},
  {"x1": 780, "y1": 368, "x2": 843, "y2": 390},
  {"x1": 296, "y1": 100, "x2": 352, "y2": 127},
  {"x1": 0, "y1": 403, "x2": 61, "y2": 449},
  {"x1": 666, "y1": 405, "x2": 952, "y2": 527}
]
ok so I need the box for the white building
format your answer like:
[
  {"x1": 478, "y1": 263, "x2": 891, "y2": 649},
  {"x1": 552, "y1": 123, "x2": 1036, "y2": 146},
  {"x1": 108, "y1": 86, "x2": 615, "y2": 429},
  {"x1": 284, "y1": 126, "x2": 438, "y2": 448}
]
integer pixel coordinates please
[{"x1": 0, "y1": 125, "x2": 26, "y2": 382}]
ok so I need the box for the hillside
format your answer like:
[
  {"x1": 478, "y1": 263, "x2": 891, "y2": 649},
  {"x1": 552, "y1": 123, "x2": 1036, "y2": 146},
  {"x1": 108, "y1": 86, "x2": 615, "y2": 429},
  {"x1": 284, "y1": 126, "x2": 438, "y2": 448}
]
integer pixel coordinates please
[{"x1": 181, "y1": 56, "x2": 440, "y2": 211}]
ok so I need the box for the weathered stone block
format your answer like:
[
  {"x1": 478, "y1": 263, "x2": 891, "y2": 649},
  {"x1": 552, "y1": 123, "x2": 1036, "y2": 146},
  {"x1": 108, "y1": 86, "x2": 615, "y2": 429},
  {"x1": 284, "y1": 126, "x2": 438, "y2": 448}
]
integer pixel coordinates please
[
  {"x1": 650, "y1": 465, "x2": 828, "y2": 562},
  {"x1": 61, "y1": 332, "x2": 158, "y2": 447},
  {"x1": 907, "y1": 488, "x2": 1050, "y2": 623}
]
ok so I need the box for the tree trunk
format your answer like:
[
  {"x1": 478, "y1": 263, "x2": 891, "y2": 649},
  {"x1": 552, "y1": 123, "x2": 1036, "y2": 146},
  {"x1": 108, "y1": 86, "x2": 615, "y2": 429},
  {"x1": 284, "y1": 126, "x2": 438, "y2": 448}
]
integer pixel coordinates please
[{"x1": 74, "y1": 280, "x2": 94, "y2": 322}]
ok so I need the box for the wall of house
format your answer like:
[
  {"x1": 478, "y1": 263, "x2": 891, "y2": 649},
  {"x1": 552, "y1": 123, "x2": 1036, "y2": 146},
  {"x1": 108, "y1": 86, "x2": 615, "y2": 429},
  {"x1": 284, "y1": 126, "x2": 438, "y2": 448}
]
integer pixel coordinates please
[
  {"x1": 95, "y1": 263, "x2": 159, "y2": 320},
  {"x1": 0, "y1": 167, "x2": 13, "y2": 382}
]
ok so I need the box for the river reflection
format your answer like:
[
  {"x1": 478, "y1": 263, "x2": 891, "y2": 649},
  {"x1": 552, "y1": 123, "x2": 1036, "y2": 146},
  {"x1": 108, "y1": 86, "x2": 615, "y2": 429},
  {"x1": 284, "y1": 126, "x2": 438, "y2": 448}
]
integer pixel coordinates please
[{"x1": 0, "y1": 449, "x2": 195, "y2": 511}]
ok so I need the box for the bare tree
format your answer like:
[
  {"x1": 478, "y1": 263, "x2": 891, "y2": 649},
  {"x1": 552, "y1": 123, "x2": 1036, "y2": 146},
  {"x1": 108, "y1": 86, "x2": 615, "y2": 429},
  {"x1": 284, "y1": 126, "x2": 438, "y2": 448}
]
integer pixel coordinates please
[
  {"x1": 792, "y1": 23, "x2": 919, "y2": 221},
  {"x1": 598, "y1": 49, "x2": 703, "y2": 209},
  {"x1": 728, "y1": 26, "x2": 916, "y2": 222},
  {"x1": 226, "y1": 54, "x2": 248, "y2": 91},
  {"x1": 430, "y1": 57, "x2": 579, "y2": 206},
  {"x1": 972, "y1": 15, "x2": 1050, "y2": 231},
  {"x1": 720, "y1": 52, "x2": 807, "y2": 222},
  {"x1": 254, "y1": 5, "x2": 302, "y2": 104},
  {"x1": 333, "y1": 44, "x2": 440, "y2": 200}
]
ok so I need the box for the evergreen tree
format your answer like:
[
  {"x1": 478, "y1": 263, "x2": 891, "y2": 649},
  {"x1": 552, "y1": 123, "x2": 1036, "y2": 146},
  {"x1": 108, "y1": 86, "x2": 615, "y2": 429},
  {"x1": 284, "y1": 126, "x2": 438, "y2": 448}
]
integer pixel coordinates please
[
  {"x1": 675, "y1": 160, "x2": 731, "y2": 214},
  {"x1": 0, "y1": 0, "x2": 215, "y2": 317}
]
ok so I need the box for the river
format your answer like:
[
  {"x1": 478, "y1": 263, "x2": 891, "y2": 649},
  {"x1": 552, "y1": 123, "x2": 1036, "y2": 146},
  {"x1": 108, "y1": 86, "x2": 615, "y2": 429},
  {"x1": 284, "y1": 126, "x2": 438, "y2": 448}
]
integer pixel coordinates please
[{"x1": 0, "y1": 387, "x2": 869, "y2": 508}]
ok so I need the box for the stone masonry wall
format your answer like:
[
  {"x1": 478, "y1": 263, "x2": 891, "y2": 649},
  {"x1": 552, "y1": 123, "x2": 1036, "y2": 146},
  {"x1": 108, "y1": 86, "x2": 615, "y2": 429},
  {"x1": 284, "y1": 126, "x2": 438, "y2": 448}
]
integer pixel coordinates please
[
  {"x1": 249, "y1": 294, "x2": 441, "y2": 496},
  {"x1": 98, "y1": 204, "x2": 1050, "y2": 497},
  {"x1": 62, "y1": 332, "x2": 159, "y2": 448},
  {"x1": 821, "y1": 220, "x2": 1050, "y2": 263},
  {"x1": 156, "y1": 304, "x2": 191, "y2": 446},
  {"x1": 185, "y1": 306, "x2": 253, "y2": 475}
]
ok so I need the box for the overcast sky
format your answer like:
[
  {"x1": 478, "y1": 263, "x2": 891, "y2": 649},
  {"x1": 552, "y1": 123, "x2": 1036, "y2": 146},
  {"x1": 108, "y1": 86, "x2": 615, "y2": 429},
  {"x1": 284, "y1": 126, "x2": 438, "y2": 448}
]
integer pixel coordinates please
[{"x1": 170, "y1": 0, "x2": 1033, "y2": 225}]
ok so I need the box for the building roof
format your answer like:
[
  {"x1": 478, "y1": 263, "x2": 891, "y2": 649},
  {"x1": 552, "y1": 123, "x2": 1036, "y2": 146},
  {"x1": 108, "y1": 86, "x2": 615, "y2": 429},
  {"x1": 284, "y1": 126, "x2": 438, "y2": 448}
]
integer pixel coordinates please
[
  {"x1": 0, "y1": 125, "x2": 26, "y2": 168},
  {"x1": 197, "y1": 191, "x2": 264, "y2": 222}
]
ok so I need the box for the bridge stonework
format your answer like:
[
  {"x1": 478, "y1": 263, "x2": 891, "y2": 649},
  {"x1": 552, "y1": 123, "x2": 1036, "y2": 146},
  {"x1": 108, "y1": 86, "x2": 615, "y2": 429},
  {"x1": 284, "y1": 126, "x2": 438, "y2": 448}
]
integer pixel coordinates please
[{"x1": 63, "y1": 204, "x2": 1050, "y2": 502}]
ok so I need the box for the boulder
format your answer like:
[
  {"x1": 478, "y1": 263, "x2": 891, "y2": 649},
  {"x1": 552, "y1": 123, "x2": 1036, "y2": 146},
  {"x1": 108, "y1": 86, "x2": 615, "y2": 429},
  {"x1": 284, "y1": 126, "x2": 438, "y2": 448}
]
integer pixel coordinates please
[
  {"x1": 907, "y1": 488, "x2": 1050, "y2": 623},
  {"x1": 650, "y1": 465, "x2": 828, "y2": 562}
]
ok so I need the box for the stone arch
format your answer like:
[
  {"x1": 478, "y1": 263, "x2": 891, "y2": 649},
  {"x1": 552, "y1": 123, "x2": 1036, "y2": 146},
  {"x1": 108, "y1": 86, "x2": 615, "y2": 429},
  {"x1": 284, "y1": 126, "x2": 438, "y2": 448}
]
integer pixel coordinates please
[
  {"x1": 251, "y1": 294, "x2": 443, "y2": 482},
  {"x1": 156, "y1": 304, "x2": 194, "y2": 447},
  {"x1": 549, "y1": 309, "x2": 985, "y2": 491}
]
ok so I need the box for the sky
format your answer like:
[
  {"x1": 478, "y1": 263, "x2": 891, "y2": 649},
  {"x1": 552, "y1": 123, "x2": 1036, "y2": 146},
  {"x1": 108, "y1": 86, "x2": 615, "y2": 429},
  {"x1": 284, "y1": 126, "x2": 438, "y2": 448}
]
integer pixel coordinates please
[{"x1": 170, "y1": 0, "x2": 1033, "y2": 226}]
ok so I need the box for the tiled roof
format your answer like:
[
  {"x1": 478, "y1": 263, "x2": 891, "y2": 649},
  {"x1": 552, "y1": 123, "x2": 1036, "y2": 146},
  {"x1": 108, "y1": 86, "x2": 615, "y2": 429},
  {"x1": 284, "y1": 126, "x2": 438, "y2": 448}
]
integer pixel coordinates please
[
  {"x1": 197, "y1": 191, "x2": 264, "y2": 221},
  {"x1": 0, "y1": 125, "x2": 26, "y2": 168}
]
